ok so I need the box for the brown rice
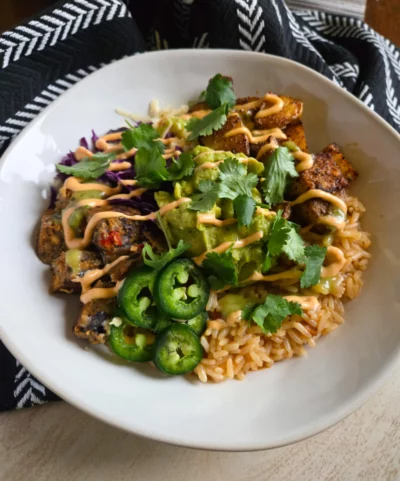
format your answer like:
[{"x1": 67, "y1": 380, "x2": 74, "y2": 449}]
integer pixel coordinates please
[{"x1": 194, "y1": 195, "x2": 371, "y2": 383}]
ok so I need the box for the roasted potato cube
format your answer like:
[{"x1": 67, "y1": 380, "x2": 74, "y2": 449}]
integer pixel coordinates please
[
  {"x1": 283, "y1": 121, "x2": 308, "y2": 152},
  {"x1": 274, "y1": 201, "x2": 292, "y2": 219},
  {"x1": 287, "y1": 152, "x2": 349, "y2": 198},
  {"x1": 49, "y1": 251, "x2": 103, "y2": 294},
  {"x1": 323, "y1": 143, "x2": 358, "y2": 182},
  {"x1": 73, "y1": 298, "x2": 116, "y2": 344},
  {"x1": 291, "y1": 199, "x2": 330, "y2": 226},
  {"x1": 254, "y1": 95, "x2": 303, "y2": 130},
  {"x1": 200, "y1": 113, "x2": 250, "y2": 155},
  {"x1": 36, "y1": 210, "x2": 65, "y2": 265},
  {"x1": 89, "y1": 205, "x2": 144, "y2": 263},
  {"x1": 188, "y1": 101, "x2": 209, "y2": 113}
]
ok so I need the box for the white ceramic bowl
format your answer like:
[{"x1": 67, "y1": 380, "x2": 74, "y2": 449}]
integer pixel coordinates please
[{"x1": 1, "y1": 50, "x2": 399, "y2": 451}]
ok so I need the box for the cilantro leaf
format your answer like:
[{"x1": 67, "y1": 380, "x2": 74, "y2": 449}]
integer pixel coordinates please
[
  {"x1": 135, "y1": 147, "x2": 169, "y2": 188},
  {"x1": 300, "y1": 245, "x2": 327, "y2": 288},
  {"x1": 251, "y1": 294, "x2": 303, "y2": 334},
  {"x1": 261, "y1": 251, "x2": 276, "y2": 273},
  {"x1": 219, "y1": 158, "x2": 258, "y2": 197},
  {"x1": 167, "y1": 152, "x2": 195, "y2": 180},
  {"x1": 189, "y1": 180, "x2": 221, "y2": 212},
  {"x1": 121, "y1": 124, "x2": 164, "y2": 153},
  {"x1": 242, "y1": 303, "x2": 257, "y2": 321},
  {"x1": 205, "y1": 74, "x2": 236, "y2": 109},
  {"x1": 267, "y1": 211, "x2": 305, "y2": 261},
  {"x1": 202, "y1": 247, "x2": 238, "y2": 290},
  {"x1": 233, "y1": 195, "x2": 256, "y2": 227},
  {"x1": 261, "y1": 146, "x2": 298, "y2": 205},
  {"x1": 56, "y1": 152, "x2": 116, "y2": 180},
  {"x1": 186, "y1": 103, "x2": 229, "y2": 140},
  {"x1": 142, "y1": 240, "x2": 190, "y2": 271}
]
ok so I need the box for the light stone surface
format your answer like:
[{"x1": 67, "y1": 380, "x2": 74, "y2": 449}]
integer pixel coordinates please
[{"x1": 0, "y1": 362, "x2": 399, "y2": 481}]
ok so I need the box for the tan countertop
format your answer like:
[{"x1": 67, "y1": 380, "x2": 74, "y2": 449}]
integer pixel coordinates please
[{"x1": 0, "y1": 362, "x2": 399, "y2": 481}]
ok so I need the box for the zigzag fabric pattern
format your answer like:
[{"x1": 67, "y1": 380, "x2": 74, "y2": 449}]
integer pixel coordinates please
[{"x1": 0, "y1": 0, "x2": 399, "y2": 410}]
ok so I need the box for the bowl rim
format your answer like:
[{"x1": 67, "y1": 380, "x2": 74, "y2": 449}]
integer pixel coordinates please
[{"x1": 1, "y1": 49, "x2": 399, "y2": 451}]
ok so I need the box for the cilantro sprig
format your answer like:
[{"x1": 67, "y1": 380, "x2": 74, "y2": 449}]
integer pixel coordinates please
[
  {"x1": 242, "y1": 294, "x2": 303, "y2": 334},
  {"x1": 120, "y1": 124, "x2": 195, "y2": 188},
  {"x1": 186, "y1": 103, "x2": 229, "y2": 141},
  {"x1": 261, "y1": 211, "x2": 327, "y2": 287},
  {"x1": 186, "y1": 74, "x2": 237, "y2": 140},
  {"x1": 142, "y1": 240, "x2": 190, "y2": 272},
  {"x1": 262, "y1": 211, "x2": 305, "y2": 271},
  {"x1": 189, "y1": 158, "x2": 257, "y2": 227},
  {"x1": 300, "y1": 245, "x2": 327, "y2": 288},
  {"x1": 204, "y1": 74, "x2": 236, "y2": 109},
  {"x1": 121, "y1": 123, "x2": 164, "y2": 153},
  {"x1": 56, "y1": 152, "x2": 116, "y2": 180},
  {"x1": 261, "y1": 147, "x2": 298, "y2": 205},
  {"x1": 202, "y1": 247, "x2": 238, "y2": 290}
]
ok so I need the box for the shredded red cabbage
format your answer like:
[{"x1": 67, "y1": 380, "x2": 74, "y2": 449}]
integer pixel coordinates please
[{"x1": 108, "y1": 190, "x2": 157, "y2": 215}]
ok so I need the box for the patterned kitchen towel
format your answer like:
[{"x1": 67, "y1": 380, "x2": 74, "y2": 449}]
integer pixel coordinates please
[{"x1": 0, "y1": 0, "x2": 399, "y2": 410}]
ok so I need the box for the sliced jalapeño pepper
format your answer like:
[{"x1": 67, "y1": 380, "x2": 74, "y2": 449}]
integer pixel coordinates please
[
  {"x1": 154, "y1": 259, "x2": 210, "y2": 320},
  {"x1": 118, "y1": 266, "x2": 158, "y2": 329},
  {"x1": 153, "y1": 323, "x2": 203, "y2": 375},
  {"x1": 109, "y1": 322, "x2": 155, "y2": 362},
  {"x1": 186, "y1": 311, "x2": 208, "y2": 337},
  {"x1": 153, "y1": 315, "x2": 174, "y2": 334}
]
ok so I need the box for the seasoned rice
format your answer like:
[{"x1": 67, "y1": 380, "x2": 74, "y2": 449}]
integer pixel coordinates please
[{"x1": 194, "y1": 195, "x2": 371, "y2": 383}]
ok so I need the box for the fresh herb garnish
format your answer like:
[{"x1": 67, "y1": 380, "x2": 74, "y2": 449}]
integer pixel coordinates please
[
  {"x1": 121, "y1": 123, "x2": 164, "y2": 153},
  {"x1": 189, "y1": 180, "x2": 221, "y2": 212},
  {"x1": 134, "y1": 147, "x2": 169, "y2": 189},
  {"x1": 266, "y1": 211, "x2": 305, "y2": 262},
  {"x1": 202, "y1": 247, "x2": 238, "y2": 290},
  {"x1": 142, "y1": 240, "x2": 190, "y2": 272},
  {"x1": 261, "y1": 146, "x2": 298, "y2": 205},
  {"x1": 186, "y1": 103, "x2": 230, "y2": 141},
  {"x1": 233, "y1": 195, "x2": 256, "y2": 227},
  {"x1": 186, "y1": 74, "x2": 237, "y2": 140},
  {"x1": 205, "y1": 74, "x2": 236, "y2": 109},
  {"x1": 189, "y1": 158, "x2": 257, "y2": 226},
  {"x1": 247, "y1": 294, "x2": 303, "y2": 334},
  {"x1": 300, "y1": 245, "x2": 327, "y2": 288},
  {"x1": 167, "y1": 152, "x2": 195, "y2": 180},
  {"x1": 56, "y1": 152, "x2": 116, "y2": 180}
]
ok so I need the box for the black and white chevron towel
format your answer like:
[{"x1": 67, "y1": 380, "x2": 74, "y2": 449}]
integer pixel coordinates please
[{"x1": 0, "y1": 0, "x2": 399, "y2": 411}]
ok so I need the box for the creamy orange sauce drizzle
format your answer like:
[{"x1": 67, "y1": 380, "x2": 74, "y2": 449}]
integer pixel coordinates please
[
  {"x1": 119, "y1": 179, "x2": 137, "y2": 186},
  {"x1": 233, "y1": 93, "x2": 284, "y2": 120},
  {"x1": 317, "y1": 215, "x2": 346, "y2": 231},
  {"x1": 62, "y1": 197, "x2": 191, "y2": 250},
  {"x1": 227, "y1": 310, "x2": 243, "y2": 324},
  {"x1": 256, "y1": 138, "x2": 279, "y2": 160},
  {"x1": 181, "y1": 109, "x2": 211, "y2": 120},
  {"x1": 75, "y1": 256, "x2": 129, "y2": 294},
  {"x1": 283, "y1": 295, "x2": 320, "y2": 311},
  {"x1": 80, "y1": 282, "x2": 122, "y2": 304},
  {"x1": 293, "y1": 151, "x2": 314, "y2": 172},
  {"x1": 255, "y1": 207, "x2": 276, "y2": 218},
  {"x1": 321, "y1": 246, "x2": 346, "y2": 278},
  {"x1": 246, "y1": 270, "x2": 302, "y2": 283},
  {"x1": 224, "y1": 125, "x2": 287, "y2": 144},
  {"x1": 108, "y1": 161, "x2": 132, "y2": 172},
  {"x1": 193, "y1": 231, "x2": 264, "y2": 266},
  {"x1": 290, "y1": 189, "x2": 347, "y2": 213},
  {"x1": 255, "y1": 94, "x2": 285, "y2": 119},
  {"x1": 197, "y1": 214, "x2": 237, "y2": 227},
  {"x1": 59, "y1": 177, "x2": 122, "y2": 197}
]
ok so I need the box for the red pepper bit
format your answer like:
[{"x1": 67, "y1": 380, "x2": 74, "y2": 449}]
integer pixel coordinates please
[{"x1": 99, "y1": 230, "x2": 123, "y2": 249}]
